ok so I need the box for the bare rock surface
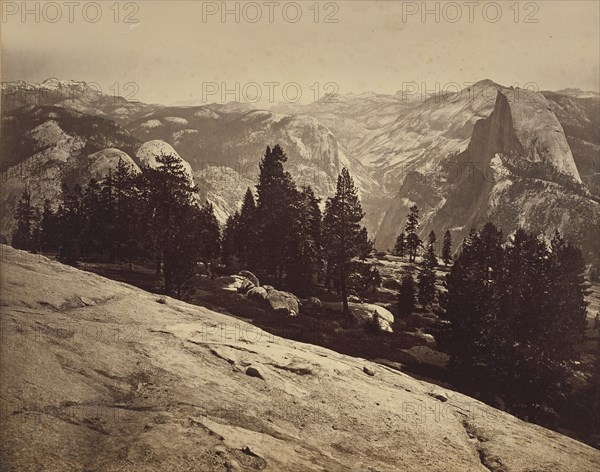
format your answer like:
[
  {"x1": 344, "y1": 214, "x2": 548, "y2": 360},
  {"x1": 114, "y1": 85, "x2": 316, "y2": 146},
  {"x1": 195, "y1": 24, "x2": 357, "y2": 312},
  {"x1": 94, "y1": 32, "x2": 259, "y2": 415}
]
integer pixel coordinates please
[{"x1": 1, "y1": 246, "x2": 599, "y2": 471}]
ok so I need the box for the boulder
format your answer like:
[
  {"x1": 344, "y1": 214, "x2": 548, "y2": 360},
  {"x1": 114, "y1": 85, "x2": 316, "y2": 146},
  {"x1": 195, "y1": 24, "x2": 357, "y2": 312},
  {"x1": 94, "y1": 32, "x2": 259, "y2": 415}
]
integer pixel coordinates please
[
  {"x1": 266, "y1": 289, "x2": 299, "y2": 317},
  {"x1": 350, "y1": 303, "x2": 394, "y2": 333},
  {"x1": 348, "y1": 295, "x2": 362, "y2": 303},
  {"x1": 238, "y1": 270, "x2": 259, "y2": 287},
  {"x1": 403, "y1": 345, "x2": 449, "y2": 368},
  {"x1": 214, "y1": 275, "x2": 254, "y2": 292},
  {"x1": 247, "y1": 286, "x2": 268, "y2": 303}
]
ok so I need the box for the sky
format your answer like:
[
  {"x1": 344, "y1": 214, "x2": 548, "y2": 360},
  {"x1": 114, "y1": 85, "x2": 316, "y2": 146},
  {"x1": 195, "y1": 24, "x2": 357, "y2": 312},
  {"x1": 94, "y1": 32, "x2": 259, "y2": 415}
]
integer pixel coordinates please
[{"x1": 1, "y1": 0, "x2": 599, "y2": 105}]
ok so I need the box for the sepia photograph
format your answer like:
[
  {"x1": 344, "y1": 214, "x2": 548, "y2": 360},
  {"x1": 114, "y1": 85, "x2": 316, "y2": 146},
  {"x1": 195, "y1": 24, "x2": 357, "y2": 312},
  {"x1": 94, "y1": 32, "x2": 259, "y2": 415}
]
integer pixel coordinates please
[{"x1": 1, "y1": 1, "x2": 599, "y2": 470}]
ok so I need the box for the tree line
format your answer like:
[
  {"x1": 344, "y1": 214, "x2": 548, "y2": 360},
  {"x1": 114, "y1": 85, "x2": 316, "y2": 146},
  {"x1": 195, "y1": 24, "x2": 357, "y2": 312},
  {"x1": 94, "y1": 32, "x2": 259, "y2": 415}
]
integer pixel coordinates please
[
  {"x1": 12, "y1": 145, "x2": 376, "y2": 311},
  {"x1": 12, "y1": 154, "x2": 220, "y2": 297}
]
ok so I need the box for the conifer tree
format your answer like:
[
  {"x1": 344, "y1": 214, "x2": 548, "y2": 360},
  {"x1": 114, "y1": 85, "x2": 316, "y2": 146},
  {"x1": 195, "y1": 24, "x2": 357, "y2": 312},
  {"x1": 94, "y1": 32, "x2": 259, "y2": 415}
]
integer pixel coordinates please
[
  {"x1": 255, "y1": 145, "x2": 298, "y2": 284},
  {"x1": 196, "y1": 201, "x2": 221, "y2": 271},
  {"x1": 57, "y1": 183, "x2": 84, "y2": 264},
  {"x1": 323, "y1": 168, "x2": 366, "y2": 317},
  {"x1": 222, "y1": 211, "x2": 241, "y2": 266},
  {"x1": 394, "y1": 232, "x2": 405, "y2": 257},
  {"x1": 39, "y1": 199, "x2": 58, "y2": 252},
  {"x1": 356, "y1": 227, "x2": 374, "y2": 260},
  {"x1": 404, "y1": 205, "x2": 422, "y2": 262},
  {"x1": 442, "y1": 229, "x2": 452, "y2": 265},
  {"x1": 398, "y1": 272, "x2": 416, "y2": 316},
  {"x1": 286, "y1": 186, "x2": 323, "y2": 292},
  {"x1": 143, "y1": 154, "x2": 199, "y2": 296},
  {"x1": 237, "y1": 187, "x2": 258, "y2": 268},
  {"x1": 418, "y1": 231, "x2": 438, "y2": 307},
  {"x1": 81, "y1": 178, "x2": 103, "y2": 257},
  {"x1": 11, "y1": 190, "x2": 36, "y2": 251}
]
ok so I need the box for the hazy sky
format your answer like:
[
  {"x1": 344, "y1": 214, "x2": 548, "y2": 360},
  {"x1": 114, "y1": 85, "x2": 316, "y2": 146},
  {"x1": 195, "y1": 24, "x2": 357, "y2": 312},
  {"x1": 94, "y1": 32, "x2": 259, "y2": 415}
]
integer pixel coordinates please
[{"x1": 2, "y1": 1, "x2": 599, "y2": 104}]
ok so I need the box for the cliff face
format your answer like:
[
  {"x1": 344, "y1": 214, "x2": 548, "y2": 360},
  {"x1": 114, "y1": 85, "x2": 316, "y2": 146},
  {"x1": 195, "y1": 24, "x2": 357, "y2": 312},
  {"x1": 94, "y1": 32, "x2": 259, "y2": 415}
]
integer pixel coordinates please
[
  {"x1": 2, "y1": 245, "x2": 600, "y2": 471},
  {"x1": 376, "y1": 89, "x2": 600, "y2": 263}
]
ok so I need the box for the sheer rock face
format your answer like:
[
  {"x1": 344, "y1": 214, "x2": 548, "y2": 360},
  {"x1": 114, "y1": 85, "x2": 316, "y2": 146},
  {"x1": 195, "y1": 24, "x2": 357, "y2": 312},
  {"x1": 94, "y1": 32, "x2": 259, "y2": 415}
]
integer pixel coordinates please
[
  {"x1": 127, "y1": 107, "x2": 380, "y2": 229},
  {"x1": 1, "y1": 246, "x2": 600, "y2": 471},
  {"x1": 375, "y1": 89, "x2": 600, "y2": 263},
  {"x1": 468, "y1": 90, "x2": 581, "y2": 182}
]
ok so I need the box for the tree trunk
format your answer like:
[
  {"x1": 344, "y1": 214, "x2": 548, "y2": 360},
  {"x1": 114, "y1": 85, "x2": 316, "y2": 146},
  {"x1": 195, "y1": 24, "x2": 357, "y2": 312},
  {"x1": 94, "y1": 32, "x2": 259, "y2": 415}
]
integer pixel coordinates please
[{"x1": 341, "y1": 263, "x2": 349, "y2": 317}]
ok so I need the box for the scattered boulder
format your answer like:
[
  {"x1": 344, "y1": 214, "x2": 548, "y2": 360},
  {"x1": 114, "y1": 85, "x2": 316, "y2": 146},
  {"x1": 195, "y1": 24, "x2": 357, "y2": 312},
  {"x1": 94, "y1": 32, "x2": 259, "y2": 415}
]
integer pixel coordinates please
[
  {"x1": 266, "y1": 289, "x2": 299, "y2": 317},
  {"x1": 348, "y1": 295, "x2": 362, "y2": 303},
  {"x1": 245, "y1": 365, "x2": 265, "y2": 380},
  {"x1": 363, "y1": 366, "x2": 375, "y2": 376},
  {"x1": 350, "y1": 303, "x2": 394, "y2": 333},
  {"x1": 214, "y1": 275, "x2": 254, "y2": 292},
  {"x1": 403, "y1": 345, "x2": 449, "y2": 368},
  {"x1": 427, "y1": 391, "x2": 449, "y2": 402},
  {"x1": 238, "y1": 270, "x2": 259, "y2": 287},
  {"x1": 79, "y1": 297, "x2": 96, "y2": 306},
  {"x1": 262, "y1": 285, "x2": 274, "y2": 292},
  {"x1": 247, "y1": 286, "x2": 268, "y2": 303}
]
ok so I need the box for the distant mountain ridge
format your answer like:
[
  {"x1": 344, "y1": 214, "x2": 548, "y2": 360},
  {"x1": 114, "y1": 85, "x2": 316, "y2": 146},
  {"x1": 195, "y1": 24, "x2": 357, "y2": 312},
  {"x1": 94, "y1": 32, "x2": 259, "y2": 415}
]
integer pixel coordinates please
[{"x1": 2, "y1": 78, "x2": 599, "y2": 267}]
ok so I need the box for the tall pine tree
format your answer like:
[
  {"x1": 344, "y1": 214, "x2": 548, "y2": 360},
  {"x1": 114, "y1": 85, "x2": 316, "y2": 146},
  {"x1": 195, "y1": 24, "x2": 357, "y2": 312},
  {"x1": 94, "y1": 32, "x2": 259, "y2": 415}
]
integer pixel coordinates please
[
  {"x1": 323, "y1": 168, "x2": 365, "y2": 317},
  {"x1": 11, "y1": 190, "x2": 36, "y2": 251},
  {"x1": 418, "y1": 231, "x2": 438, "y2": 308},
  {"x1": 404, "y1": 205, "x2": 422, "y2": 262},
  {"x1": 394, "y1": 232, "x2": 406, "y2": 257},
  {"x1": 442, "y1": 229, "x2": 452, "y2": 265},
  {"x1": 255, "y1": 145, "x2": 298, "y2": 284}
]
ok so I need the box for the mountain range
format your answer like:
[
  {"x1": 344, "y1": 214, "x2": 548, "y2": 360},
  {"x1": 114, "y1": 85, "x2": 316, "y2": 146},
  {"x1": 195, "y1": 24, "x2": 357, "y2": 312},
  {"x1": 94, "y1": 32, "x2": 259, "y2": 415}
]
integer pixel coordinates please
[{"x1": 1, "y1": 79, "x2": 599, "y2": 266}]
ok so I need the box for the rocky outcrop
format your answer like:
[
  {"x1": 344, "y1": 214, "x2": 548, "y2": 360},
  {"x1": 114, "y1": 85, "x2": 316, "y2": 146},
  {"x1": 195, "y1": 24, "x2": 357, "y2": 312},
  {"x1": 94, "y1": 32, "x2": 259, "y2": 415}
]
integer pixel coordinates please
[
  {"x1": 136, "y1": 140, "x2": 194, "y2": 184},
  {"x1": 246, "y1": 286, "x2": 268, "y2": 303},
  {"x1": 2, "y1": 246, "x2": 599, "y2": 471},
  {"x1": 265, "y1": 288, "x2": 299, "y2": 317},
  {"x1": 214, "y1": 275, "x2": 254, "y2": 293}
]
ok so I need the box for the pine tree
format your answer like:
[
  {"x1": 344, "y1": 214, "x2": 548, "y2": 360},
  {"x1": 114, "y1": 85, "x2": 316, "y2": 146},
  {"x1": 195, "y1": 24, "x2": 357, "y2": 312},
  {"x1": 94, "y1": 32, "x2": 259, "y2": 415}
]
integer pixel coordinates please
[
  {"x1": 11, "y1": 190, "x2": 36, "y2": 251},
  {"x1": 143, "y1": 153, "x2": 199, "y2": 297},
  {"x1": 418, "y1": 231, "x2": 438, "y2": 308},
  {"x1": 57, "y1": 183, "x2": 84, "y2": 264},
  {"x1": 39, "y1": 199, "x2": 58, "y2": 252},
  {"x1": 398, "y1": 272, "x2": 416, "y2": 316},
  {"x1": 255, "y1": 145, "x2": 298, "y2": 284},
  {"x1": 286, "y1": 186, "x2": 323, "y2": 292},
  {"x1": 394, "y1": 232, "x2": 405, "y2": 257},
  {"x1": 323, "y1": 168, "x2": 366, "y2": 317},
  {"x1": 237, "y1": 187, "x2": 258, "y2": 268},
  {"x1": 222, "y1": 211, "x2": 241, "y2": 266},
  {"x1": 356, "y1": 227, "x2": 374, "y2": 260},
  {"x1": 441, "y1": 224, "x2": 503, "y2": 389},
  {"x1": 404, "y1": 205, "x2": 422, "y2": 262},
  {"x1": 196, "y1": 201, "x2": 221, "y2": 272},
  {"x1": 111, "y1": 158, "x2": 136, "y2": 255},
  {"x1": 81, "y1": 178, "x2": 103, "y2": 258},
  {"x1": 442, "y1": 224, "x2": 588, "y2": 417},
  {"x1": 442, "y1": 229, "x2": 452, "y2": 265}
]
